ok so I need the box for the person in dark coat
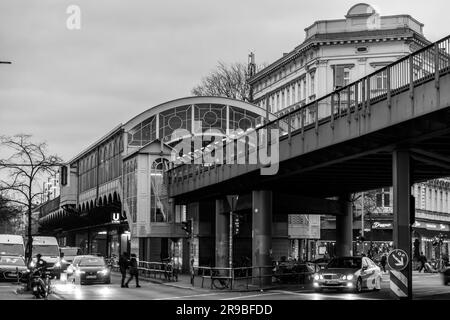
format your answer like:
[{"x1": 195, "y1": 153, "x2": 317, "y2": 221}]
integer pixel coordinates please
[
  {"x1": 125, "y1": 253, "x2": 141, "y2": 288},
  {"x1": 418, "y1": 252, "x2": 427, "y2": 273},
  {"x1": 119, "y1": 252, "x2": 129, "y2": 288},
  {"x1": 380, "y1": 254, "x2": 387, "y2": 272}
]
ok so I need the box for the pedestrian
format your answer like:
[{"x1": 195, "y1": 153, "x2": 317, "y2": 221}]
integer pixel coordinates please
[
  {"x1": 125, "y1": 253, "x2": 141, "y2": 288},
  {"x1": 418, "y1": 252, "x2": 427, "y2": 273},
  {"x1": 380, "y1": 254, "x2": 387, "y2": 273},
  {"x1": 119, "y1": 252, "x2": 129, "y2": 288}
]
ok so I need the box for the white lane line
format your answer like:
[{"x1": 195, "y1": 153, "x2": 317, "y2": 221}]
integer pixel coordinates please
[
  {"x1": 155, "y1": 292, "x2": 228, "y2": 300},
  {"x1": 221, "y1": 292, "x2": 282, "y2": 300},
  {"x1": 272, "y1": 290, "x2": 382, "y2": 300}
]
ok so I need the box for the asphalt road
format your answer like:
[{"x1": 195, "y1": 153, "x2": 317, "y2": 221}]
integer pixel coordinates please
[{"x1": 1, "y1": 272, "x2": 449, "y2": 300}]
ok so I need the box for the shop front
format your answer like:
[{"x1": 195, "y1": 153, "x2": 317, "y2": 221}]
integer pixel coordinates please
[
  {"x1": 412, "y1": 221, "x2": 450, "y2": 261},
  {"x1": 318, "y1": 217, "x2": 394, "y2": 261}
]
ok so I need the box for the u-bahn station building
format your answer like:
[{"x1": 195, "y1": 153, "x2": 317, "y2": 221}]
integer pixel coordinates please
[{"x1": 38, "y1": 4, "x2": 450, "y2": 271}]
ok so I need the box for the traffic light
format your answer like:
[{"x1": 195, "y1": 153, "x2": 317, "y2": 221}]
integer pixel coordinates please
[
  {"x1": 181, "y1": 219, "x2": 192, "y2": 237},
  {"x1": 233, "y1": 214, "x2": 241, "y2": 235}
]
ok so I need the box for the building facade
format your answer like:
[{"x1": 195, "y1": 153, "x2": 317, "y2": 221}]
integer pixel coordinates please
[
  {"x1": 39, "y1": 97, "x2": 275, "y2": 269},
  {"x1": 248, "y1": 3, "x2": 429, "y2": 122}
]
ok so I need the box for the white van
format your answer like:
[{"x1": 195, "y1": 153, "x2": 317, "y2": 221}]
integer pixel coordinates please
[
  {"x1": 29, "y1": 236, "x2": 62, "y2": 276},
  {"x1": 0, "y1": 234, "x2": 25, "y2": 257}
]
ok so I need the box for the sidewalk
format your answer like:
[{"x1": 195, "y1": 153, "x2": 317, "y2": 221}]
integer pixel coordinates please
[{"x1": 112, "y1": 271, "x2": 285, "y2": 292}]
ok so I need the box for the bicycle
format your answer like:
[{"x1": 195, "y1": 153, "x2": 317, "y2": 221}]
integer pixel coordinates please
[{"x1": 211, "y1": 270, "x2": 231, "y2": 289}]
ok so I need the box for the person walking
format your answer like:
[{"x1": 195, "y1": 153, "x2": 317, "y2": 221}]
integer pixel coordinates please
[
  {"x1": 119, "y1": 252, "x2": 129, "y2": 288},
  {"x1": 125, "y1": 253, "x2": 141, "y2": 288},
  {"x1": 418, "y1": 252, "x2": 427, "y2": 273},
  {"x1": 380, "y1": 254, "x2": 387, "y2": 273}
]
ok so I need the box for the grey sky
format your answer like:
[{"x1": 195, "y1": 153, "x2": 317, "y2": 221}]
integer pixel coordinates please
[{"x1": 0, "y1": 0, "x2": 448, "y2": 161}]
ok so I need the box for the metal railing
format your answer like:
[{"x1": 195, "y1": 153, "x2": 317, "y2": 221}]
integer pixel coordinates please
[
  {"x1": 192, "y1": 265, "x2": 316, "y2": 290},
  {"x1": 166, "y1": 35, "x2": 450, "y2": 184},
  {"x1": 111, "y1": 260, "x2": 179, "y2": 281}
]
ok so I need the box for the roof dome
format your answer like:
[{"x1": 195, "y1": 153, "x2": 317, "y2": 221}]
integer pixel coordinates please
[{"x1": 346, "y1": 3, "x2": 377, "y2": 17}]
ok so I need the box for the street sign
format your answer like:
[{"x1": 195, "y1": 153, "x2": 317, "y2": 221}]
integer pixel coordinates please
[
  {"x1": 387, "y1": 249, "x2": 409, "y2": 271},
  {"x1": 226, "y1": 195, "x2": 239, "y2": 211}
]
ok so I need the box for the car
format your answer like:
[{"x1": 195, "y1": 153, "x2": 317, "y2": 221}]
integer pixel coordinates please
[
  {"x1": 68, "y1": 255, "x2": 111, "y2": 285},
  {"x1": 273, "y1": 261, "x2": 318, "y2": 284},
  {"x1": 313, "y1": 256, "x2": 382, "y2": 293},
  {"x1": 0, "y1": 255, "x2": 29, "y2": 282},
  {"x1": 312, "y1": 258, "x2": 330, "y2": 270},
  {"x1": 440, "y1": 261, "x2": 450, "y2": 285},
  {"x1": 59, "y1": 247, "x2": 81, "y2": 271}
]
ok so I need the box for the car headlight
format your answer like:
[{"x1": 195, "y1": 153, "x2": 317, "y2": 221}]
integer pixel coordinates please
[
  {"x1": 55, "y1": 262, "x2": 61, "y2": 268},
  {"x1": 314, "y1": 274, "x2": 320, "y2": 280},
  {"x1": 341, "y1": 275, "x2": 347, "y2": 280},
  {"x1": 29, "y1": 261, "x2": 35, "y2": 268},
  {"x1": 75, "y1": 270, "x2": 85, "y2": 275},
  {"x1": 61, "y1": 259, "x2": 67, "y2": 264},
  {"x1": 347, "y1": 275, "x2": 354, "y2": 281},
  {"x1": 98, "y1": 269, "x2": 109, "y2": 275}
]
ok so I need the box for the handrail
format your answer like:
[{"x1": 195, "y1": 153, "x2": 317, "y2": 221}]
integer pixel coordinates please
[{"x1": 166, "y1": 34, "x2": 450, "y2": 182}]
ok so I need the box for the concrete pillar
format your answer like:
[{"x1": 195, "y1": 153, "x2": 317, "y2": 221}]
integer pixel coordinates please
[
  {"x1": 391, "y1": 149, "x2": 412, "y2": 299},
  {"x1": 336, "y1": 194, "x2": 353, "y2": 257},
  {"x1": 215, "y1": 199, "x2": 229, "y2": 270},
  {"x1": 252, "y1": 190, "x2": 272, "y2": 286}
]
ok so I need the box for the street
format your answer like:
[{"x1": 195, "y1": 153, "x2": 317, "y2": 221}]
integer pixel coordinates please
[{"x1": 1, "y1": 272, "x2": 449, "y2": 300}]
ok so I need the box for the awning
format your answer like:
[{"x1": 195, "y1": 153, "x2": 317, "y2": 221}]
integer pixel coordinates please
[{"x1": 412, "y1": 227, "x2": 450, "y2": 239}]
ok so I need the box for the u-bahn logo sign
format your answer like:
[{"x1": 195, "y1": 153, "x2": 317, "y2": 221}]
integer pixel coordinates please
[
  {"x1": 111, "y1": 212, "x2": 121, "y2": 224},
  {"x1": 387, "y1": 249, "x2": 409, "y2": 271}
]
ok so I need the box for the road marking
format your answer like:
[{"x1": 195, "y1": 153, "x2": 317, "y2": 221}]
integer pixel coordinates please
[
  {"x1": 221, "y1": 292, "x2": 281, "y2": 300},
  {"x1": 272, "y1": 290, "x2": 382, "y2": 300},
  {"x1": 155, "y1": 292, "x2": 227, "y2": 300}
]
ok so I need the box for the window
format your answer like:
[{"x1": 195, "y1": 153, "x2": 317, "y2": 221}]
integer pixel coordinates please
[
  {"x1": 310, "y1": 72, "x2": 315, "y2": 95},
  {"x1": 302, "y1": 79, "x2": 306, "y2": 100},
  {"x1": 334, "y1": 66, "x2": 351, "y2": 89},
  {"x1": 376, "y1": 188, "x2": 390, "y2": 207},
  {"x1": 150, "y1": 158, "x2": 170, "y2": 223}
]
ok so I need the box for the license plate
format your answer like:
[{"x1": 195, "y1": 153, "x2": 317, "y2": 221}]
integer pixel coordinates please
[
  {"x1": 326, "y1": 281, "x2": 338, "y2": 284},
  {"x1": 86, "y1": 275, "x2": 97, "y2": 279}
]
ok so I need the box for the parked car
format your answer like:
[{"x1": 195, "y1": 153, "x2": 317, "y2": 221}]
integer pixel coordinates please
[
  {"x1": 440, "y1": 261, "x2": 450, "y2": 285},
  {"x1": 0, "y1": 255, "x2": 29, "y2": 282},
  {"x1": 68, "y1": 255, "x2": 111, "y2": 285},
  {"x1": 313, "y1": 256, "x2": 382, "y2": 293},
  {"x1": 312, "y1": 258, "x2": 330, "y2": 270},
  {"x1": 273, "y1": 261, "x2": 317, "y2": 284}
]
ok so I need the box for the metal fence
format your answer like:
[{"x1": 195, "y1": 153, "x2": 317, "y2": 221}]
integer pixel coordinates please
[
  {"x1": 166, "y1": 35, "x2": 450, "y2": 183},
  {"x1": 111, "y1": 260, "x2": 179, "y2": 282},
  {"x1": 192, "y1": 264, "x2": 316, "y2": 290}
]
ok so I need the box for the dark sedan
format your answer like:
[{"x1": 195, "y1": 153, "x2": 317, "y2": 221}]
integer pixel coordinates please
[
  {"x1": 68, "y1": 255, "x2": 111, "y2": 285},
  {"x1": 0, "y1": 255, "x2": 29, "y2": 282}
]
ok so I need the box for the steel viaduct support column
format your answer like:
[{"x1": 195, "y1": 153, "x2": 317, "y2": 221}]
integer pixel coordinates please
[
  {"x1": 336, "y1": 194, "x2": 353, "y2": 257},
  {"x1": 391, "y1": 149, "x2": 412, "y2": 300},
  {"x1": 252, "y1": 190, "x2": 272, "y2": 286},
  {"x1": 215, "y1": 199, "x2": 229, "y2": 271}
]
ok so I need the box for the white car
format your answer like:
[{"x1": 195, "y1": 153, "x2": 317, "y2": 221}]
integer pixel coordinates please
[{"x1": 313, "y1": 256, "x2": 382, "y2": 293}]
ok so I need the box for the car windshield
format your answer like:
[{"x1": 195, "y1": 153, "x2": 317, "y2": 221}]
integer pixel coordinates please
[
  {"x1": 0, "y1": 244, "x2": 24, "y2": 256},
  {"x1": 79, "y1": 257, "x2": 105, "y2": 266},
  {"x1": 32, "y1": 245, "x2": 59, "y2": 256},
  {"x1": 327, "y1": 257, "x2": 362, "y2": 269},
  {"x1": 61, "y1": 248, "x2": 79, "y2": 256},
  {"x1": 0, "y1": 256, "x2": 25, "y2": 266}
]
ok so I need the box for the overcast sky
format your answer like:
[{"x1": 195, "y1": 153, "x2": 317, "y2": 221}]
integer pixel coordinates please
[{"x1": 0, "y1": 0, "x2": 448, "y2": 161}]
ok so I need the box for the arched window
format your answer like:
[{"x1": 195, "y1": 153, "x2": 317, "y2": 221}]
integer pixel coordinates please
[{"x1": 150, "y1": 158, "x2": 170, "y2": 223}]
